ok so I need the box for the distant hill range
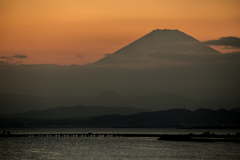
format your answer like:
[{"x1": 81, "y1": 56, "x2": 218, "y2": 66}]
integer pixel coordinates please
[
  {"x1": 0, "y1": 91, "x2": 236, "y2": 114},
  {"x1": 1, "y1": 108, "x2": 240, "y2": 128},
  {"x1": 0, "y1": 105, "x2": 151, "y2": 119},
  {"x1": 230, "y1": 108, "x2": 240, "y2": 113},
  {"x1": 81, "y1": 108, "x2": 240, "y2": 128}
]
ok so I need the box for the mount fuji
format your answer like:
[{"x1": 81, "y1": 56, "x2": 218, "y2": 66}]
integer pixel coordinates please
[
  {"x1": 93, "y1": 29, "x2": 220, "y2": 65},
  {"x1": 0, "y1": 29, "x2": 239, "y2": 111}
]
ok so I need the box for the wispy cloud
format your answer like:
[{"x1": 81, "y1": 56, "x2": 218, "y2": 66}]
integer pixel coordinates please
[
  {"x1": 0, "y1": 57, "x2": 8, "y2": 59},
  {"x1": 12, "y1": 54, "x2": 27, "y2": 59},
  {"x1": 0, "y1": 54, "x2": 27, "y2": 65},
  {"x1": 77, "y1": 55, "x2": 83, "y2": 58}
]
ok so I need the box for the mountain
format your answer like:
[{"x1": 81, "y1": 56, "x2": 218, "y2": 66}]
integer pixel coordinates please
[
  {"x1": 0, "y1": 29, "x2": 239, "y2": 109},
  {"x1": 0, "y1": 92, "x2": 233, "y2": 114},
  {"x1": 93, "y1": 29, "x2": 220, "y2": 65},
  {"x1": 0, "y1": 105, "x2": 151, "y2": 119},
  {"x1": 2, "y1": 108, "x2": 240, "y2": 128},
  {"x1": 81, "y1": 108, "x2": 240, "y2": 127},
  {"x1": 230, "y1": 108, "x2": 240, "y2": 113}
]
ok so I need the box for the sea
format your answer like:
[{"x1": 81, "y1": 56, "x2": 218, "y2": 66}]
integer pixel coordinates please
[{"x1": 0, "y1": 128, "x2": 240, "y2": 160}]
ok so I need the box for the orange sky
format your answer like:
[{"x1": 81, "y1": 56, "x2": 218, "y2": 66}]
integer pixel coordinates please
[{"x1": 1, "y1": 0, "x2": 240, "y2": 65}]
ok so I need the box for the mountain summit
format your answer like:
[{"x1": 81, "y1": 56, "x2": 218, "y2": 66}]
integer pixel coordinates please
[{"x1": 92, "y1": 29, "x2": 220, "y2": 65}]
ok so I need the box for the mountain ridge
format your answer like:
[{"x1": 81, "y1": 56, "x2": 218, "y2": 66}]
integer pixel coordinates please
[
  {"x1": 0, "y1": 105, "x2": 152, "y2": 119},
  {"x1": 0, "y1": 91, "x2": 236, "y2": 115},
  {"x1": 1, "y1": 108, "x2": 240, "y2": 128}
]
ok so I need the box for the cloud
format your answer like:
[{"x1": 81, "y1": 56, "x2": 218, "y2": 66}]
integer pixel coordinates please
[
  {"x1": 225, "y1": 51, "x2": 240, "y2": 54},
  {"x1": 14, "y1": 61, "x2": 23, "y2": 64},
  {"x1": 100, "y1": 50, "x2": 240, "y2": 67},
  {"x1": 89, "y1": 49, "x2": 240, "y2": 69},
  {"x1": 0, "y1": 61, "x2": 9, "y2": 65},
  {"x1": 0, "y1": 57, "x2": 8, "y2": 59},
  {"x1": 0, "y1": 54, "x2": 27, "y2": 64},
  {"x1": 12, "y1": 54, "x2": 27, "y2": 59},
  {"x1": 0, "y1": 56, "x2": 12, "y2": 62},
  {"x1": 77, "y1": 55, "x2": 83, "y2": 58},
  {"x1": 204, "y1": 36, "x2": 240, "y2": 48},
  {"x1": 221, "y1": 51, "x2": 240, "y2": 61}
]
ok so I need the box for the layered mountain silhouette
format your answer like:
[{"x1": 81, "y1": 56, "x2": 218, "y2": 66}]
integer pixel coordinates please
[
  {"x1": 0, "y1": 91, "x2": 234, "y2": 115},
  {"x1": 93, "y1": 29, "x2": 220, "y2": 65},
  {"x1": 1, "y1": 108, "x2": 240, "y2": 128},
  {"x1": 81, "y1": 108, "x2": 240, "y2": 127},
  {"x1": 0, "y1": 105, "x2": 151, "y2": 119}
]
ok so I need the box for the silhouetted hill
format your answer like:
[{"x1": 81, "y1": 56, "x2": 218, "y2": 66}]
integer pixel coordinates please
[
  {"x1": 81, "y1": 108, "x2": 240, "y2": 127},
  {"x1": 0, "y1": 105, "x2": 152, "y2": 119},
  {"x1": 1, "y1": 108, "x2": 239, "y2": 127},
  {"x1": 230, "y1": 108, "x2": 240, "y2": 113},
  {"x1": 0, "y1": 92, "x2": 234, "y2": 114}
]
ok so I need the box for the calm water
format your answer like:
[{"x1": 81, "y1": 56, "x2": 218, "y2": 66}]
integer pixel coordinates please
[{"x1": 1, "y1": 128, "x2": 240, "y2": 160}]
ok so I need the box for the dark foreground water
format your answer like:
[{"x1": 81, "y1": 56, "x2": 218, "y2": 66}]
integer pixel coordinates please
[{"x1": 1, "y1": 128, "x2": 240, "y2": 160}]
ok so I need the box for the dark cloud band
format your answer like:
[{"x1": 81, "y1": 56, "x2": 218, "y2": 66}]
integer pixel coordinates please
[{"x1": 204, "y1": 36, "x2": 240, "y2": 48}]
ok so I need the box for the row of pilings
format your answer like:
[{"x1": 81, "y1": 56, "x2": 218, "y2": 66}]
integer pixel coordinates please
[
  {"x1": 27, "y1": 134, "x2": 124, "y2": 138},
  {"x1": 0, "y1": 133, "x2": 161, "y2": 138}
]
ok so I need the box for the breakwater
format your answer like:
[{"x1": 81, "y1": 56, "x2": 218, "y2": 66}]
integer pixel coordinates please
[{"x1": 157, "y1": 134, "x2": 240, "y2": 142}]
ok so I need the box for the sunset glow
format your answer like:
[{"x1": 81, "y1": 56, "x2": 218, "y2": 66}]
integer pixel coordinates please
[{"x1": 1, "y1": 0, "x2": 240, "y2": 65}]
